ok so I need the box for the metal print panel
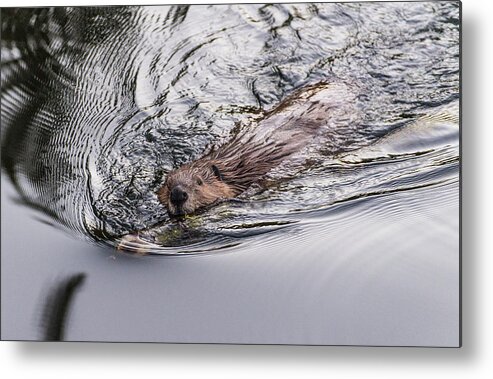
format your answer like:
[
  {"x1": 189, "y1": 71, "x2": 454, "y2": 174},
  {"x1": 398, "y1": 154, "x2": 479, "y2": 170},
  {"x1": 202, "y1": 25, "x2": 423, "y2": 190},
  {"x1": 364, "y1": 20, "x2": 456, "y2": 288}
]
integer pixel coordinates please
[{"x1": 1, "y1": 1, "x2": 460, "y2": 346}]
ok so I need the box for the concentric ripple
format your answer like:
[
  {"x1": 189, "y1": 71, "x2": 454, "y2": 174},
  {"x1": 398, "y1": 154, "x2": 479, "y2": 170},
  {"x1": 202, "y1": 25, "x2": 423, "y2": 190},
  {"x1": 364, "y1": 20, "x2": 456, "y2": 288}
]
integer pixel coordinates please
[{"x1": 1, "y1": 3, "x2": 459, "y2": 255}]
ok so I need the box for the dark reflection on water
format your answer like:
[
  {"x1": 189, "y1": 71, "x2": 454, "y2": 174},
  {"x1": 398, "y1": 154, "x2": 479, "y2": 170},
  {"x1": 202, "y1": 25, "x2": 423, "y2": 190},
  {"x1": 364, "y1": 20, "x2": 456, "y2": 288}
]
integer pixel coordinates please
[
  {"x1": 1, "y1": 3, "x2": 459, "y2": 254},
  {"x1": 40, "y1": 273, "x2": 86, "y2": 341}
]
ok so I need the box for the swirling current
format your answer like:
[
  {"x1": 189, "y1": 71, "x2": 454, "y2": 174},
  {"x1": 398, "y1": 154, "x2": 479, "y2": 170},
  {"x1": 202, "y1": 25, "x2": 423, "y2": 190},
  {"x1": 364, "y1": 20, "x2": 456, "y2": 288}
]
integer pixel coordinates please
[{"x1": 1, "y1": 3, "x2": 459, "y2": 255}]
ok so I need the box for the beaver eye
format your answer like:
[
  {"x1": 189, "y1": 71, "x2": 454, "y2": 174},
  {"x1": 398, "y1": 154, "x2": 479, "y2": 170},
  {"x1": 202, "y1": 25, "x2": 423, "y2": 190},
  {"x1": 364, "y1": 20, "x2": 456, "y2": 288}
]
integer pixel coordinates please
[
  {"x1": 196, "y1": 177, "x2": 203, "y2": 186},
  {"x1": 211, "y1": 165, "x2": 223, "y2": 181}
]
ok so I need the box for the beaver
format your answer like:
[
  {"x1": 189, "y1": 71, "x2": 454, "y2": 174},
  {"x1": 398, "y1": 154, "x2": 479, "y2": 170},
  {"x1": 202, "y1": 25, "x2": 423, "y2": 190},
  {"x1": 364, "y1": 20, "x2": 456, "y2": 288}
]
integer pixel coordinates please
[{"x1": 158, "y1": 80, "x2": 354, "y2": 217}]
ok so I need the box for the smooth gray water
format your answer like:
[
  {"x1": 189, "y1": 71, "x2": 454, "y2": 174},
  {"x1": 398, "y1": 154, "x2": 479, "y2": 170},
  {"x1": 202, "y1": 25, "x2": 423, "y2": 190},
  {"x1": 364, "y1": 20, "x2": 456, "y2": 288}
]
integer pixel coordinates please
[{"x1": 1, "y1": 3, "x2": 459, "y2": 345}]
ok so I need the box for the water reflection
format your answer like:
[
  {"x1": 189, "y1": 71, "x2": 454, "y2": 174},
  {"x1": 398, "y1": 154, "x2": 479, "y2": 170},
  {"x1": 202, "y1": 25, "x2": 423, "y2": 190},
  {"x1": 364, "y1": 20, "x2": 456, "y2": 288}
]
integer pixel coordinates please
[
  {"x1": 40, "y1": 273, "x2": 86, "y2": 341},
  {"x1": 1, "y1": 3, "x2": 459, "y2": 254}
]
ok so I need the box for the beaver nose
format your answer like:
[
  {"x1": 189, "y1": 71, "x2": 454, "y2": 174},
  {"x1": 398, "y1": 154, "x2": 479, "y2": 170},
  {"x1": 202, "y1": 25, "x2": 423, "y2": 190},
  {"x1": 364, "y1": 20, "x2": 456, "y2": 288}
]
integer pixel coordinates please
[{"x1": 170, "y1": 186, "x2": 188, "y2": 205}]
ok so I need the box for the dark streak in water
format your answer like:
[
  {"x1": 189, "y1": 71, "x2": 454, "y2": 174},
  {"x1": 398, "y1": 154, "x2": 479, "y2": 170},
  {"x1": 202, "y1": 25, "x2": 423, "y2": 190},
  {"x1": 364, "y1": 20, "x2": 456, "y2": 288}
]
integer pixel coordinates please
[
  {"x1": 225, "y1": 220, "x2": 294, "y2": 230},
  {"x1": 41, "y1": 273, "x2": 86, "y2": 341}
]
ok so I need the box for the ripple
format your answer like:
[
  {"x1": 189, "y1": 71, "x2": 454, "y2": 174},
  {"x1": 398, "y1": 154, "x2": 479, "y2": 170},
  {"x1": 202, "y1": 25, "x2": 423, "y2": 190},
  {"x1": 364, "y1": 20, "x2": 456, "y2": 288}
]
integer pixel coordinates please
[{"x1": 1, "y1": 4, "x2": 459, "y2": 254}]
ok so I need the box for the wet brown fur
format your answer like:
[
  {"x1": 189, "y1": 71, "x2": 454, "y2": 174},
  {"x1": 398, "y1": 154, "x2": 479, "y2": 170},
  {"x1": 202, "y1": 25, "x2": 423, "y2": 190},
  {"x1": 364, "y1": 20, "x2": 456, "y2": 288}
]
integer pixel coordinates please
[
  {"x1": 157, "y1": 132, "x2": 302, "y2": 215},
  {"x1": 158, "y1": 82, "x2": 342, "y2": 216}
]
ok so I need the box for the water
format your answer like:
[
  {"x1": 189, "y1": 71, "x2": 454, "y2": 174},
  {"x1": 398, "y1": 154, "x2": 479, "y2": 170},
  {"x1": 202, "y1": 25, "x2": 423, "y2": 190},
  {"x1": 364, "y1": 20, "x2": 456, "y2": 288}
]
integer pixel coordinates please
[{"x1": 1, "y1": 2, "x2": 459, "y2": 345}]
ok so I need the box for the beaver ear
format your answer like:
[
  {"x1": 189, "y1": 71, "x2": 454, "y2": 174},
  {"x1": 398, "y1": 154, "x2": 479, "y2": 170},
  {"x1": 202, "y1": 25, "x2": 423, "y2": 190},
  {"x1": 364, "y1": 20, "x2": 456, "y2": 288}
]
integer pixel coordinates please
[{"x1": 211, "y1": 165, "x2": 223, "y2": 181}]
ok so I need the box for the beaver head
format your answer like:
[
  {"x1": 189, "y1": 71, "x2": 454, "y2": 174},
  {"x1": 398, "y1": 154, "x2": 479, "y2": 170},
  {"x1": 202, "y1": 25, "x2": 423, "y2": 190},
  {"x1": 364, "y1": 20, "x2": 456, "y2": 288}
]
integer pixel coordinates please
[
  {"x1": 157, "y1": 137, "x2": 298, "y2": 217},
  {"x1": 157, "y1": 162, "x2": 237, "y2": 217}
]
